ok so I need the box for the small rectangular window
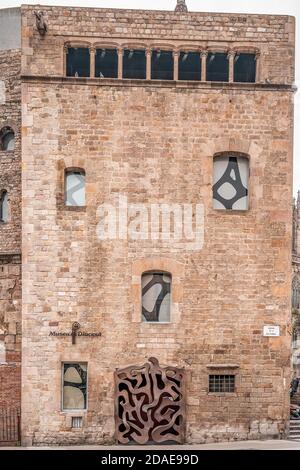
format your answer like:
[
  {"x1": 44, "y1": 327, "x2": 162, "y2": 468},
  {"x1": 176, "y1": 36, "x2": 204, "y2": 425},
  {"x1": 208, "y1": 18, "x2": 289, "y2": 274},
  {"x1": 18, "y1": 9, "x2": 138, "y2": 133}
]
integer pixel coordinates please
[
  {"x1": 72, "y1": 416, "x2": 83, "y2": 428},
  {"x1": 123, "y1": 49, "x2": 146, "y2": 79},
  {"x1": 62, "y1": 363, "x2": 87, "y2": 410},
  {"x1": 206, "y1": 53, "x2": 229, "y2": 82},
  {"x1": 209, "y1": 375, "x2": 235, "y2": 393},
  {"x1": 234, "y1": 53, "x2": 256, "y2": 83},
  {"x1": 66, "y1": 47, "x2": 90, "y2": 77},
  {"x1": 151, "y1": 50, "x2": 174, "y2": 80},
  {"x1": 95, "y1": 48, "x2": 118, "y2": 78},
  {"x1": 179, "y1": 52, "x2": 201, "y2": 81},
  {"x1": 65, "y1": 170, "x2": 86, "y2": 207}
]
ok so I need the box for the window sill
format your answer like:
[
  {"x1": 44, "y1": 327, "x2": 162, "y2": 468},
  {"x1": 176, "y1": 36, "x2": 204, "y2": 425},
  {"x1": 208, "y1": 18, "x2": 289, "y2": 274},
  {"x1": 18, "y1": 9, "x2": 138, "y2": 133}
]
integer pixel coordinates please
[
  {"x1": 142, "y1": 321, "x2": 171, "y2": 325},
  {"x1": 60, "y1": 410, "x2": 87, "y2": 414},
  {"x1": 213, "y1": 209, "x2": 249, "y2": 214},
  {"x1": 207, "y1": 392, "x2": 237, "y2": 397},
  {"x1": 63, "y1": 205, "x2": 86, "y2": 212},
  {"x1": 21, "y1": 75, "x2": 295, "y2": 92}
]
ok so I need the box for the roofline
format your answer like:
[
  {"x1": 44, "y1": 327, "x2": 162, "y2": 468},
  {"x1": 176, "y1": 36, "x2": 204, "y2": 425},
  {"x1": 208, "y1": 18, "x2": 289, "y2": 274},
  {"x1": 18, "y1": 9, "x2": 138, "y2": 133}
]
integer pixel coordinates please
[{"x1": 19, "y1": 4, "x2": 295, "y2": 20}]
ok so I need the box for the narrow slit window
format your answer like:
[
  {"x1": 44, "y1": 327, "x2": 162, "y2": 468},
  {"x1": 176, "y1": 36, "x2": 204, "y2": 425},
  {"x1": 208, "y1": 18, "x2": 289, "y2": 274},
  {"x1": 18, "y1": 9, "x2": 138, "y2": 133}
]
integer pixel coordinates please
[
  {"x1": 66, "y1": 47, "x2": 90, "y2": 77},
  {"x1": 123, "y1": 49, "x2": 146, "y2": 79},
  {"x1": 292, "y1": 277, "x2": 299, "y2": 310},
  {"x1": 95, "y1": 48, "x2": 118, "y2": 78},
  {"x1": 0, "y1": 127, "x2": 15, "y2": 151},
  {"x1": 213, "y1": 154, "x2": 249, "y2": 210},
  {"x1": 0, "y1": 191, "x2": 8, "y2": 222},
  {"x1": 62, "y1": 363, "x2": 87, "y2": 410},
  {"x1": 65, "y1": 169, "x2": 86, "y2": 207},
  {"x1": 234, "y1": 53, "x2": 256, "y2": 83},
  {"x1": 206, "y1": 53, "x2": 229, "y2": 82},
  {"x1": 151, "y1": 50, "x2": 174, "y2": 80},
  {"x1": 179, "y1": 52, "x2": 201, "y2": 81},
  {"x1": 142, "y1": 272, "x2": 171, "y2": 322}
]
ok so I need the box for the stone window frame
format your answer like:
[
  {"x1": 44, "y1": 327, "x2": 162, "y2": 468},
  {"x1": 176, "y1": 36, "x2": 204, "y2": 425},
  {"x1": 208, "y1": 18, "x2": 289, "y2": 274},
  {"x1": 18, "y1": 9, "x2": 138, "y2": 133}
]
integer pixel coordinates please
[
  {"x1": 210, "y1": 138, "x2": 253, "y2": 214},
  {"x1": 64, "y1": 41, "x2": 93, "y2": 78},
  {"x1": 57, "y1": 158, "x2": 87, "y2": 212},
  {"x1": 131, "y1": 257, "x2": 184, "y2": 324},
  {"x1": 63, "y1": 41, "x2": 261, "y2": 84}
]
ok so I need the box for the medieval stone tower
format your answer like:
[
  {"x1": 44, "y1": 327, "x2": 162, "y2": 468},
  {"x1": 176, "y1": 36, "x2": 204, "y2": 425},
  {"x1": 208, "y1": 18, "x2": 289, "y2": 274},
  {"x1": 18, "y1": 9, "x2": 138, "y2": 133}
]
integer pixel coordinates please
[{"x1": 0, "y1": 3, "x2": 295, "y2": 445}]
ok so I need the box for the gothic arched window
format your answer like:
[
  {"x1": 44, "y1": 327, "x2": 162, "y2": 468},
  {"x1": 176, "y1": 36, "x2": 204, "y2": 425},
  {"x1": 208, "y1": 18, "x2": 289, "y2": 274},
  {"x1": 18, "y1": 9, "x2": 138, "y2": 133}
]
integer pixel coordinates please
[{"x1": 0, "y1": 126, "x2": 15, "y2": 151}]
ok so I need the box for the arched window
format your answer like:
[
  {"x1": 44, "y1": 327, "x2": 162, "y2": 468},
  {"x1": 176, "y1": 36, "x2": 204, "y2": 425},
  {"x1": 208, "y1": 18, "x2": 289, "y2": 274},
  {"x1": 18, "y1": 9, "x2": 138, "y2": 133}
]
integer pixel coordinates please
[
  {"x1": 0, "y1": 190, "x2": 8, "y2": 222},
  {"x1": 141, "y1": 271, "x2": 171, "y2": 322},
  {"x1": 213, "y1": 153, "x2": 249, "y2": 210},
  {"x1": 65, "y1": 169, "x2": 86, "y2": 207},
  {"x1": 292, "y1": 277, "x2": 299, "y2": 310},
  {"x1": 0, "y1": 127, "x2": 15, "y2": 151}
]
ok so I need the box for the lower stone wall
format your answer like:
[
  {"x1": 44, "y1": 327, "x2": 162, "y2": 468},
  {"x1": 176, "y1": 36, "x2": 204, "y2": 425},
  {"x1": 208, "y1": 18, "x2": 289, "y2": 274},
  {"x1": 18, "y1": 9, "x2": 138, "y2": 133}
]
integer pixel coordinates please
[{"x1": 0, "y1": 254, "x2": 21, "y2": 413}]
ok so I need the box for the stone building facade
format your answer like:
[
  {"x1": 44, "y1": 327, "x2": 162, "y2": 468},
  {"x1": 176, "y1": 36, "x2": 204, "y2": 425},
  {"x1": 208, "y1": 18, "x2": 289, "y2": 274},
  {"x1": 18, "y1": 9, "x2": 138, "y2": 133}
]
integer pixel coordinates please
[{"x1": 0, "y1": 3, "x2": 295, "y2": 445}]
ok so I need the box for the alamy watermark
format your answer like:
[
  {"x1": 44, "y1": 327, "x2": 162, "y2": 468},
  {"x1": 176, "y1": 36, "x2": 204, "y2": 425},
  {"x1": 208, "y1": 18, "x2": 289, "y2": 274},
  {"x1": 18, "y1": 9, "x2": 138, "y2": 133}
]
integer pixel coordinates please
[{"x1": 96, "y1": 194, "x2": 204, "y2": 251}]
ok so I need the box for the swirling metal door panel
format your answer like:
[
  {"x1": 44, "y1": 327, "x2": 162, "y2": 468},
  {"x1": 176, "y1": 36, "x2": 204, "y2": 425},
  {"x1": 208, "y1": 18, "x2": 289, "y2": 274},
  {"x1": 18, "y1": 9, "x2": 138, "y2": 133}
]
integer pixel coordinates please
[{"x1": 115, "y1": 357, "x2": 185, "y2": 444}]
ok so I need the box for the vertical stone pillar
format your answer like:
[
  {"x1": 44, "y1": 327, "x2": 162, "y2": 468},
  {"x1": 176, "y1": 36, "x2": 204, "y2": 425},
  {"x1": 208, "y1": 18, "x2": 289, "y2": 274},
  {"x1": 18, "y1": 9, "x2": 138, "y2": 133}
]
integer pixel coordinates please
[
  {"x1": 201, "y1": 51, "x2": 208, "y2": 82},
  {"x1": 118, "y1": 47, "x2": 123, "y2": 79},
  {"x1": 228, "y1": 50, "x2": 236, "y2": 83},
  {"x1": 89, "y1": 46, "x2": 95, "y2": 78},
  {"x1": 146, "y1": 48, "x2": 152, "y2": 80},
  {"x1": 63, "y1": 45, "x2": 68, "y2": 76},
  {"x1": 255, "y1": 51, "x2": 261, "y2": 83},
  {"x1": 173, "y1": 51, "x2": 179, "y2": 81}
]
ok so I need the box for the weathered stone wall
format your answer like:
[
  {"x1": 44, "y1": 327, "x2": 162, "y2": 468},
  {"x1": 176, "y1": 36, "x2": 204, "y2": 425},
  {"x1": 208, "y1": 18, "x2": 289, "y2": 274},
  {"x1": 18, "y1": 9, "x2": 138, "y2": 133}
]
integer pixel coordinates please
[
  {"x1": 21, "y1": 5, "x2": 295, "y2": 85},
  {"x1": 0, "y1": 47, "x2": 21, "y2": 413},
  {"x1": 20, "y1": 6, "x2": 294, "y2": 445}
]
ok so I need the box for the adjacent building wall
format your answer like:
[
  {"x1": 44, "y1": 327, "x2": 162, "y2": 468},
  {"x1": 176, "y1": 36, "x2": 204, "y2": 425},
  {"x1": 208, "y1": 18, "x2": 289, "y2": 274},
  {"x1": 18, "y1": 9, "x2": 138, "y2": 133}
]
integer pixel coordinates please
[{"x1": 0, "y1": 34, "x2": 22, "y2": 412}]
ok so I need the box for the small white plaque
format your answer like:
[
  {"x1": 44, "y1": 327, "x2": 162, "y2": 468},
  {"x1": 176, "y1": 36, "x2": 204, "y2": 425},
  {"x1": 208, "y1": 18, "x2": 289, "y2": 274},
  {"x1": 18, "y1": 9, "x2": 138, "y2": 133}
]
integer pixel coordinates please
[{"x1": 263, "y1": 325, "x2": 280, "y2": 337}]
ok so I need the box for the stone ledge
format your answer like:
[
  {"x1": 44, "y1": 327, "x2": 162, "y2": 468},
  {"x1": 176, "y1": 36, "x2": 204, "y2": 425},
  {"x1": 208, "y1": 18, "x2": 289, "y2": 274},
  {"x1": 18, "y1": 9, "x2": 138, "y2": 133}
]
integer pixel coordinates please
[{"x1": 21, "y1": 75, "x2": 295, "y2": 92}]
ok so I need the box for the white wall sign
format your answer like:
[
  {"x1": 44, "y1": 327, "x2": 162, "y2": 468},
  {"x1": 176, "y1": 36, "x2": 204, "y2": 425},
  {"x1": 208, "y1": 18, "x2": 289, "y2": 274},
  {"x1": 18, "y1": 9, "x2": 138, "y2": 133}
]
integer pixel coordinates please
[{"x1": 263, "y1": 325, "x2": 280, "y2": 337}]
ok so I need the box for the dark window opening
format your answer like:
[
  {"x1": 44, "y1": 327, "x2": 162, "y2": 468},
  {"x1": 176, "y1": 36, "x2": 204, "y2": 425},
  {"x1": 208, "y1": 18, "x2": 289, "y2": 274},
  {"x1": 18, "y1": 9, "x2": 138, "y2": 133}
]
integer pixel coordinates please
[
  {"x1": 0, "y1": 190, "x2": 8, "y2": 223},
  {"x1": 209, "y1": 375, "x2": 235, "y2": 393},
  {"x1": 206, "y1": 53, "x2": 229, "y2": 82},
  {"x1": 66, "y1": 47, "x2": 90, "y2": 77},
  {"x1": 95, "y1": 48, "x2": 118, "y2": 78},
  {"x1": 123, "y1": 49, "x2": 146, "y2": 79},
  {"x1": 234, "y1": 53, "x2": 256, "y2": 83},
  {"x1": 179, "y1": 52, "x2": 201, "y2": 81},
  {"x1": 0, "y1": 127, "x2": 15, "y2": 151},
  {"x1": 151, "y1": 50, "x2": 174, "y2": 80}
]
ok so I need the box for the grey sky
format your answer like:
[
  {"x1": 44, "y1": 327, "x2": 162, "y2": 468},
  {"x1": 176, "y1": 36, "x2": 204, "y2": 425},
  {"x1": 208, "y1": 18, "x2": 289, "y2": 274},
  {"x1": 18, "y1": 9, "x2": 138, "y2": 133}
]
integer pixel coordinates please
[{"x1": 1, "y1": 0, "x2": 299, "y2": 194}]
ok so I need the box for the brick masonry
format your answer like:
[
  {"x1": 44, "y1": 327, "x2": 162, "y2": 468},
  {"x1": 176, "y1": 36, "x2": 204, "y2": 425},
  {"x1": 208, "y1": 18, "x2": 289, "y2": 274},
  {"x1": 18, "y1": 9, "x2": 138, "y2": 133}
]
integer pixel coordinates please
[
  {"x1": 0, "y1": 5, "x2": 295, "y2": 445},
  {"x1": 0, "y1": 47, "x2": 21, "y2": 414}
]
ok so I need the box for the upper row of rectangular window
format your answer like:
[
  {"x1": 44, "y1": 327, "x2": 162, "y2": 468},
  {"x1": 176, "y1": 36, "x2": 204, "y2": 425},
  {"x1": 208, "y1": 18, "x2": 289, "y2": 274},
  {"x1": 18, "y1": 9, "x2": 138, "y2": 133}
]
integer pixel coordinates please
[{"x1": 66, "y1": 47, "x2": 257, "y2": 83}]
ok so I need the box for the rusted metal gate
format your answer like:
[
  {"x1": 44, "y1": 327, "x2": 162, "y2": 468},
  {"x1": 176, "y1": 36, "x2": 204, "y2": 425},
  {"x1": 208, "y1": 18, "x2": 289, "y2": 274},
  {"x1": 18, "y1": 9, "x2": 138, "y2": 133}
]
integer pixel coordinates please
[
  {"x1": 0, "y1": 408, "x2": 21, "y2": 446},
  {"x1": 115, "y1": 357, "x2": 185, "y2": 444}
]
